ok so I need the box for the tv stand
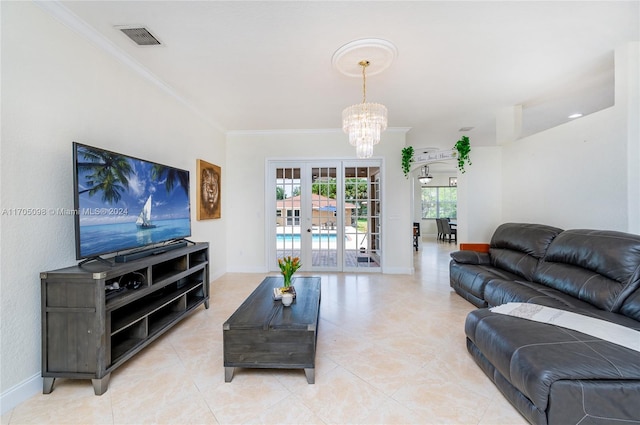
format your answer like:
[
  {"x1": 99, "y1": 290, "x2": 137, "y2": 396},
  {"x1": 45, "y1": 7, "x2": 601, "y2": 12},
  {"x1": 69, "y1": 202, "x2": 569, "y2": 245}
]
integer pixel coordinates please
[{"x1": 41, "y1": 242, "x2": 209, "y2": 395}]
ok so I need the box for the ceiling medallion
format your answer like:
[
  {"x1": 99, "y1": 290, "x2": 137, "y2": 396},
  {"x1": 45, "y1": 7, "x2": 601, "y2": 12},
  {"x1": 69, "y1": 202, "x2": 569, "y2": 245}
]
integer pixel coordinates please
[{"x1": 332, "y1": 38, "x2": 398, "y2": 77}]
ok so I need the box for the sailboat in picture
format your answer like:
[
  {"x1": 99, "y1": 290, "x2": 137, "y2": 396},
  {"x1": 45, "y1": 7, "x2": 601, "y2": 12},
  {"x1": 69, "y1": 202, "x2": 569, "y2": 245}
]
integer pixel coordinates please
[{"x1": 136, "y1": 195, "x2": 156, "y2": 229}]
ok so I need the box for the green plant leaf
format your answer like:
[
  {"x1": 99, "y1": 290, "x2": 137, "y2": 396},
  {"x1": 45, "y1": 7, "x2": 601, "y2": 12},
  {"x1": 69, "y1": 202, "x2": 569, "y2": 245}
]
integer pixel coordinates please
[
  {"x1": 401, "y1": 146, "x2": 414, "y2": 178},
  {"x1": 453, "y1": 136, "x2": 472, "y2": 173}
]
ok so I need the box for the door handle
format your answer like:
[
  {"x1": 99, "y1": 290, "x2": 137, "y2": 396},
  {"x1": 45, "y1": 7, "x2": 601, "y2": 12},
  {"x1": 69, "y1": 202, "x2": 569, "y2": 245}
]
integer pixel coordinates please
[{"x1": 307, "y1": 228, "x2": 311, "y2": 233}]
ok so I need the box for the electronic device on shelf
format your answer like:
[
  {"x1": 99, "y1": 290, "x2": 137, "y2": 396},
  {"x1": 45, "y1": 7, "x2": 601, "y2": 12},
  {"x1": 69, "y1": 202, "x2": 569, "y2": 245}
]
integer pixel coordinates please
[{"x1": 72, "y1": 142, "x2": 192, "y2": 265}]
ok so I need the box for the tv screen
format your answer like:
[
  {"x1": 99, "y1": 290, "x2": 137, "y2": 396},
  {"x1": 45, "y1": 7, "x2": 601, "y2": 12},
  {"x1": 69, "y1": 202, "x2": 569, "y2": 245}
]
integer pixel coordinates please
[{"x1": 73, "y1": 142, "x2": 191, "y2": 260}]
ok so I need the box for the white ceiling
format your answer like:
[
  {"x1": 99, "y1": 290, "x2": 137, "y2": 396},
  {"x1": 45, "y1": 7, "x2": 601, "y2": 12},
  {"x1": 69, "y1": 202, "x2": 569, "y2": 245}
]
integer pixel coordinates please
[{"x1": 53, "y1": 1, "x2": 638, "y2": 151}]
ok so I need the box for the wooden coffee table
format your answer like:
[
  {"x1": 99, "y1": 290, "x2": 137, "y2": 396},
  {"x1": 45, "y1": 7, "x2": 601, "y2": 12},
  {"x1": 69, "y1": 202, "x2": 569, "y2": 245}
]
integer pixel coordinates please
[{"x1": 223, "y1": 276, "x2": 321, "y2": 383}]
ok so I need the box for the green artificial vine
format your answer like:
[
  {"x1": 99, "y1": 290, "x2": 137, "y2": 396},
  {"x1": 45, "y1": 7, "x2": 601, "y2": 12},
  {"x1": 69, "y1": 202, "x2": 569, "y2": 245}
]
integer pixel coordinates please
[
  {"x1": 401, "y1": 146, "x2": 414, "y2": 178},
  {"x1": 453, "y1": 136, "x2": 472, "y2": 173}
]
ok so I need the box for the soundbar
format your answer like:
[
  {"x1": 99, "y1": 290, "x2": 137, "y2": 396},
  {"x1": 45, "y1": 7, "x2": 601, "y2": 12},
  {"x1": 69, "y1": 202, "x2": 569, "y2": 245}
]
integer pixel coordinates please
[{"x1": 115, "y1": 241, "x2": 188, "y2": 263}]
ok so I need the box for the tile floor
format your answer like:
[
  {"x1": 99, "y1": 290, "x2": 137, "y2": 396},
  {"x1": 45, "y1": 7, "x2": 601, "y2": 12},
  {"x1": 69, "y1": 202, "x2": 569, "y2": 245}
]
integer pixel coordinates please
[{"x1": 2, "y1": 241, "x2": 527, "y2": 425}]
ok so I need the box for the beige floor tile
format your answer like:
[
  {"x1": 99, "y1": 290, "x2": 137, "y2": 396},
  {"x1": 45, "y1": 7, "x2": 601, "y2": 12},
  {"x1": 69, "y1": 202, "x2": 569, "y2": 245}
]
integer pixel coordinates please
[
  {"x1": 199, "y1": 379, "x2": 291, "y2": 424},
  {"x1": 7, "y1": 389, "x2": 114, "y2": 424},
  {"x1": 479, "y1": 394, "x2": 530, "y2": 425},
  {"x1": 392, "y1": 376, "x2": 495, "y2": 424},
  {"x1": 294, "y1": 366, "x2": 391, "y2": 423},
  {"x1": 360, "y1": 397, "x2": 432, "y2": 425},
  {"x1": 5, "y1": 241, "x2": 527, "y2": 425},
  {"x1": 248, "y1": 396, "x2": 325, "y2": 425}
]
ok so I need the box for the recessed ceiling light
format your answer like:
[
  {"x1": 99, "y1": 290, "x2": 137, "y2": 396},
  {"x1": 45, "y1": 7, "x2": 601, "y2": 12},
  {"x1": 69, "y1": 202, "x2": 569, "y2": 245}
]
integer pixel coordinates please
[{"x1": 568, "y1": 113, "x2": 583, "y2": 119}]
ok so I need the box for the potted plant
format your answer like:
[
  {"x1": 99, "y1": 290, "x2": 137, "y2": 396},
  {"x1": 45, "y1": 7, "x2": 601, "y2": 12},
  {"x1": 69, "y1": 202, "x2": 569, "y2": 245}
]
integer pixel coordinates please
[
  {"x1": 401, "y1": 146, "x2": 414, "y2": 178},
  {"x1": 453, "y1": 136, "x2": 472, "y2": 173},
  {"x1": 278, "y1": 256, "x2": 301, "y2": 290}
]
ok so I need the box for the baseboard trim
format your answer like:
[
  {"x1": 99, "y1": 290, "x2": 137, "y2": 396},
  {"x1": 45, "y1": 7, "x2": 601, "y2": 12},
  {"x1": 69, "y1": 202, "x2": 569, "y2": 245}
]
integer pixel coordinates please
[{"x1": 1, "y1": 373, "x2": 41, "y2": 415}]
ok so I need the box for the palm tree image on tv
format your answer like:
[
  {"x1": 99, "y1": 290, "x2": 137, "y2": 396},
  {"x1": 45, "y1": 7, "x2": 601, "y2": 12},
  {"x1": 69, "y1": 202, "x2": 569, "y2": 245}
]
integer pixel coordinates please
[
  {"x1": 75, "y1": 144, "x2": 191, "y2": 259},
  {"x1": 152, "y1": 164, "x2": 189, "y2": 197},
  {"x1": 77, "y1": 147, "x2": 134, "y2": 204}
]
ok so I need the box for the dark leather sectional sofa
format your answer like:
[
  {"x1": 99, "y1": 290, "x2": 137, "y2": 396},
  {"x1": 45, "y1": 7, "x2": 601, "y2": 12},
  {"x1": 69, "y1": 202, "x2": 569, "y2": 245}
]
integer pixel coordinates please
[{"x1": 449, "y1": 223, "x2": 640, "y2": 425}]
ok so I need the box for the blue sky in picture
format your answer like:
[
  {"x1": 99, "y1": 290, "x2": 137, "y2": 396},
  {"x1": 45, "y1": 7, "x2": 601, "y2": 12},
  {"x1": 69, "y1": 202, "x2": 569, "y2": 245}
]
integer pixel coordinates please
[{"x1": 76, "y1": 146, "x2": 190, "y2": 226}]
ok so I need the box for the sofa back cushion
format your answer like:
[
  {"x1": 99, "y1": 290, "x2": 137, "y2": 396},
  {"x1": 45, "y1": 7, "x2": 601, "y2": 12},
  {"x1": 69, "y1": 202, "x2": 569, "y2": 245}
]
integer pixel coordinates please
[
  {"x1": 489, "y1": 223, "x2": 563, "y2": 281},
  {"x1": 534, "y1": 229, "x2": 640, "y2": 312},
  {"x1": 619, "y1": 287, "x2": 640, "y2": 321}
]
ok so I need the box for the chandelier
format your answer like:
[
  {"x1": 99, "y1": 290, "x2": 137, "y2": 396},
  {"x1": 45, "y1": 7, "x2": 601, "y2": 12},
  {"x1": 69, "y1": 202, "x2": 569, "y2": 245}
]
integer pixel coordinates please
[
  {"x1": 342, "y1": 60, "x2": 388, "y2": 159},
  {"x1": 418, "y1": 165, "x2": 433, "y2": 185}
]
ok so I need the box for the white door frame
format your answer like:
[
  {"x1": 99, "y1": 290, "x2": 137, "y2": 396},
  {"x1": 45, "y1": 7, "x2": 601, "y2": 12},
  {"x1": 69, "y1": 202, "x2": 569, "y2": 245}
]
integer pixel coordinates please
[{"x1": 267, "y1": 159, "x2": 382, "y2": 273}]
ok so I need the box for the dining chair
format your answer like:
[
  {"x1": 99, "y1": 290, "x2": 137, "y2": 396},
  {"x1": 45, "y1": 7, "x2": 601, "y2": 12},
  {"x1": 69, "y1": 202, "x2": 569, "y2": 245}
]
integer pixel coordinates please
[
  {"x1": 435, "y1": 218, "x2": 444, "y2": 242},
  {"x1": 441, "y1": 219, "x2": 457, "y2": 243}
]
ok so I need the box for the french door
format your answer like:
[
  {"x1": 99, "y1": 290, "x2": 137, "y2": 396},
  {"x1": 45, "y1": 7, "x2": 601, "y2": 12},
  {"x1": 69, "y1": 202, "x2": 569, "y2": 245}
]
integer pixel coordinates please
[{"x1": 269, "y1": 160, "x2": 381, "y2": 272}]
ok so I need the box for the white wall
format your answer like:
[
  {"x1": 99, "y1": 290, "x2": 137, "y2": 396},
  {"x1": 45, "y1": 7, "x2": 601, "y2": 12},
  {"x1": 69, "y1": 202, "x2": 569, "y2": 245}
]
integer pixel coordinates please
[
  {"x1": 501, "y1": 107, "x2": 626, "y2": 230},
  {"x1": 500, "y1": 43, "x2": 638, "y2": 232},
  {"x1": 225, "y1": 129, "x2": 412, "y2": 274},
  {"x1": 0, "y1": 2, "x2": 225, "y2": 410},
  {"x1": 621, "y1": 43, "x2": 640, "y2": 233},
  {"x1": 457, "y1": 147, "x2": 503, "y2": 243}
]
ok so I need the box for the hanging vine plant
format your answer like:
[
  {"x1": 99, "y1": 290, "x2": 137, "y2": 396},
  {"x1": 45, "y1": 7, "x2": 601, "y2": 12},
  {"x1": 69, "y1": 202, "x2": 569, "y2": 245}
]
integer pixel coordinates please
[
  {"x1": 401, "y1": 146, "x2": 414, "y2": 178},
  {"x1": 453, "y1": 136, "x2": 472, "y2": 173}
]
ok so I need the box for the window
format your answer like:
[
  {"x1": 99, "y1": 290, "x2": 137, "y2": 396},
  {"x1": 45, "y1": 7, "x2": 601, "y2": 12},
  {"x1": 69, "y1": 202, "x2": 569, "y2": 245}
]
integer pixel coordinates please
[
  {"x1": 286, "y1": 209, "x2": 300, "y2": 225},
  {"x1": 421, "y1": 186, "x2": 457, "y2": 219}
]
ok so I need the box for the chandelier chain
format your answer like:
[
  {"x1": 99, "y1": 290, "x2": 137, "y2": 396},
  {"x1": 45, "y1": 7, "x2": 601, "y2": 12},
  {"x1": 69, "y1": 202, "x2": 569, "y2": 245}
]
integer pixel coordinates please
[{"x1": 359, "y1": 60, "x2": 370, "y2": 104}]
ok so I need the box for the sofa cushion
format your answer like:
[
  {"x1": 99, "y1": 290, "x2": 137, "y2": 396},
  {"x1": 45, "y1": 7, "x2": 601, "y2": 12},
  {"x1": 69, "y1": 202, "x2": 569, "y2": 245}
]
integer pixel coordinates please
[
  {"x1": 489, "y1": 223, "x2": 563, "y2": 281},
  {"x1": 449, "y1": 262, "x2": 523, "y2": 308},
  {"x1": 465, "y1": 308, "x2": 640, "y2": 413},
  {"x1": 485, "y1": 280, "x2": 640, "y2": 331},
  {"x1": 533, "y1": 229, "x2": 640, "y2": 312},
  {"x1": 620, "y1": 287, "x2": 640, "y2": 322},
  {"x1": 484, "y1": 278, "x2": 601, "y2": 311}
]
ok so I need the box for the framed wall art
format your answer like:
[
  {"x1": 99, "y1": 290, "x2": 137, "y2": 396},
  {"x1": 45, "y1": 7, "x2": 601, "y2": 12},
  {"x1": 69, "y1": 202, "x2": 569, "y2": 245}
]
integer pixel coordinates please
[{"x1": 196, "y1": 159, "x2": 221, "y2": 220}]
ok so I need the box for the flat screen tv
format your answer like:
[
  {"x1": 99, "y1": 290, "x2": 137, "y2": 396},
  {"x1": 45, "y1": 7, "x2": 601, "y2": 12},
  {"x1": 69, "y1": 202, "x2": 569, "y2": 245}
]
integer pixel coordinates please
[{"x1": 73, "y1": 142, "x2": 191, "y2": 261}]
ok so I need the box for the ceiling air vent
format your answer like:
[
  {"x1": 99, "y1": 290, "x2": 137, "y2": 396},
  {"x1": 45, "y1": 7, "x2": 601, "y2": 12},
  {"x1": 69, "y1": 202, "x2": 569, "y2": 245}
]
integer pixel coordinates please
[{"x1": 118, "y1": 27, "x2": 161, "y2": 46}]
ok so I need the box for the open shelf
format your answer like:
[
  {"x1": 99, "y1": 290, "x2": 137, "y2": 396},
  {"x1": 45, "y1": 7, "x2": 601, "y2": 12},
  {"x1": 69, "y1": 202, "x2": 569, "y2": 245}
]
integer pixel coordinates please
[
  {"x1": 151, "y1": 255, "x2": 188, "y2": 283},
  {"x1": 111, "y1": 280, "x2": 203, "y2": 334}
]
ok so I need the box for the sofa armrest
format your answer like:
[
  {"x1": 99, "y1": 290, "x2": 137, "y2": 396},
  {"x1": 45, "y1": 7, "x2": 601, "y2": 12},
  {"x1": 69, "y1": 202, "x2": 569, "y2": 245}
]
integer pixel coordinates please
[{"x1": 450, "y1": 250, "x2": 490, "y2": 265}]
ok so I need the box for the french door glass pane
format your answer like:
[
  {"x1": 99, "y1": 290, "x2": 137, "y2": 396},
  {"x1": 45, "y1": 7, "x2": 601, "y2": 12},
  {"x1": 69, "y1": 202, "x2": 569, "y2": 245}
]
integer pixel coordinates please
[
  {"x1": 273, "y1": 162, "x2": 380, "y2": 272},
  {"x1": 276, "y1": 167, "x2": 300, "y2": 260},
  {"x1": 344, "y1": 166, "x2": 381, "y2": 268},
  {"x1": 311, "y1": 167, "x2": 338, "y2": 268}
]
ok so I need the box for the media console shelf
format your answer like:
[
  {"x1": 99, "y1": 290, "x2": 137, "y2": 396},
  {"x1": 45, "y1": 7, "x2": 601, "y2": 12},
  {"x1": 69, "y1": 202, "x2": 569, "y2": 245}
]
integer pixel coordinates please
[{"x1": 40, "y1": 242, "x2": 209, "y2": 395}]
